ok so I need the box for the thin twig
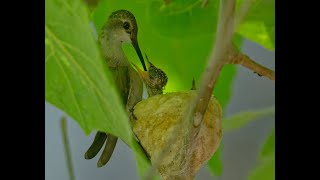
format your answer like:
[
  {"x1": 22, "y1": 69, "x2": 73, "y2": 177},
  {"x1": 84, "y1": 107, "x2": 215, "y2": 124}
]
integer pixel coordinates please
[
  {"x1": 227, "y1": 49, "x2": 275, "y2": 80},
  {"x1": 61, "y1": 116, "x2": 76, "y2": 180}
]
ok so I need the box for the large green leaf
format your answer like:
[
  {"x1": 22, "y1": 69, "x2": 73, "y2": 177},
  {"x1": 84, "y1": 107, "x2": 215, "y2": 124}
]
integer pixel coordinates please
[
  {"x1": 248, "y1": 129, "x2": 275, "y2": 180},
  {"x1": 45, "y1": 0, "x2": 133, "y2": 142},
  {"x1": 236, "y1": 0, "x2": 275, "y2": 51}
]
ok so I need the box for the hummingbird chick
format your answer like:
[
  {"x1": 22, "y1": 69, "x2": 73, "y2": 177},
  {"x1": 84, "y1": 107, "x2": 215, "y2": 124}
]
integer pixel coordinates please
[{"x1": 132, "y1": 54, "x2": 168, "y2": 97}]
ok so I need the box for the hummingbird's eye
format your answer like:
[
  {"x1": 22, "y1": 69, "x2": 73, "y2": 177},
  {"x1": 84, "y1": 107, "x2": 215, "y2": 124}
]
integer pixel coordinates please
[{"x1": 123, "y1": 22, "x2": 130, "y2": 30}]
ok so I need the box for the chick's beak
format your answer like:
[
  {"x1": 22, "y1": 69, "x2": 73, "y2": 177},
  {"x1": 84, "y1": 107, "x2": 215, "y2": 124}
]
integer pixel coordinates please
[{"x1": 131, "y1": 62, "x2": 148, "y2": 80}]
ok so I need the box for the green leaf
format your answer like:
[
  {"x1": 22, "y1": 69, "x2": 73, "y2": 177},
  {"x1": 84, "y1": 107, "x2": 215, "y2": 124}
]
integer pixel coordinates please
[
  {"x1": 207, "y1": 106, "x2": 274, "y2": 177},
  {"x1": 248, "y1": 158, "x2": 275, "y2": 180},
  {"x1": 248, "y1": 129, "x2": 275, "y2": 180},
  {"x1": 260, "y1": 129, "x2": 275, "y2": 160},
  {"x1": 207, "y1": 144, "x2": 223, "y2": 176},
  {"x1": 236, "y1": 0, "x2": 275, "y2": 51},
  {"x1": 223, "y1": 106, "x2": 275, "y2": 132}
]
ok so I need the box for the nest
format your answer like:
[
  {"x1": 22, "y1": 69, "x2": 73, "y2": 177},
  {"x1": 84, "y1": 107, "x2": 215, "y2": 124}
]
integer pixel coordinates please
[{"x1": 132, "y1": 90, "x2": 223, "y2": 179}]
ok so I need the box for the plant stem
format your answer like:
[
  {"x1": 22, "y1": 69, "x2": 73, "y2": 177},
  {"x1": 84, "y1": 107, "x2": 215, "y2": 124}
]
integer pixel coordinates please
[
  {"x1": 193, "y1": 0, "x2": 275, "y2": 127},
  {"x1": 60, "y1": 116, "x2": 76, "y2": 180},
  {"x1": 228, "y1": 51, "x2": 275, "y2": 80},
  {"x1": 193, "y1": 0, "x2": 236, "y2": 127}
]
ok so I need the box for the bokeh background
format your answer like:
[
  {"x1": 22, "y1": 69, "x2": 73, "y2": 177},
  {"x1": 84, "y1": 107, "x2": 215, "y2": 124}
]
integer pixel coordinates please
[{"x1": 45, "y1": 39, "x2": 275, "y2": 180}]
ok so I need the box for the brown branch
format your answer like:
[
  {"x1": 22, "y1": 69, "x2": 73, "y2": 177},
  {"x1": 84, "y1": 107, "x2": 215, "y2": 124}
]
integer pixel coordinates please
[
  {"x1": 193, "y1": 63, "x2": 224, "y2": 127},
  {"x1": 227, "y1": 50, "x2": 275, "y2": 80},
  {"x1": 193, "y1": 0, "x2": 236, "y2": 127}
]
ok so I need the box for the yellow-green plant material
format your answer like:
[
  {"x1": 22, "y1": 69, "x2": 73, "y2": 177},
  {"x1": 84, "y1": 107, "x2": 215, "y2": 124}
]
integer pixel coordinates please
[{"x1": 133, "y1": 90, "x2": 222, "y2": 179}]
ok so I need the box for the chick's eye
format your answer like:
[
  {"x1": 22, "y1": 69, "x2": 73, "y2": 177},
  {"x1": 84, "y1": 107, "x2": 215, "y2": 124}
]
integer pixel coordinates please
[{"x1": 123, "y1": 22, "x2": 130, "y2": 30}]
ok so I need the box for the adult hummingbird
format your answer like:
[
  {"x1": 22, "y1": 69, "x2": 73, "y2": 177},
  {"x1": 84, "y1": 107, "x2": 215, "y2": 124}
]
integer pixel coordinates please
[{"x1": 84, "y1": 10, "x2": 146, "y2": 167}]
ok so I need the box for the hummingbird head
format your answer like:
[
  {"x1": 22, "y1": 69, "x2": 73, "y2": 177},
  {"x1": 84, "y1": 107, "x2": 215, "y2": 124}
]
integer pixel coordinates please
[
  {"x1": 132, "y1": 54, "x2": 168, "y2": 97},
  {"x1": 101, "y1": 10, "x2": 146, "y2": 70}
]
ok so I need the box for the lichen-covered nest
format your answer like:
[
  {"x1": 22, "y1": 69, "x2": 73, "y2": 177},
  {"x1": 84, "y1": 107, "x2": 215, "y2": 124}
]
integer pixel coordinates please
[{"x1": 132, "y1": 90, "x2": 223, "y2": 179}]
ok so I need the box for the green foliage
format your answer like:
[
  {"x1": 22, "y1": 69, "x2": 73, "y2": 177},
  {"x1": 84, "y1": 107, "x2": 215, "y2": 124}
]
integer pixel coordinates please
[
  {"x1": 249, "y1": 129, "x2": 275, "y2": 180},
  {"x1": 207, "y1": 106, "x2": 274, "y2": 177},
  {"x1": 249, "y1": 158, "x2": 275, "y2": 180},
  {"x1": 45, "y1": 0, "x2": 130, "y2": 139},
  {"x1": 223, "y1": 106, "x2": 275, "y2": 132},
  {"x1": 236, "y1": 0, "x2": 275, "y2": 50},
  {"x1": 260, "y1": 129, "x2": 275, "y2": 160},
  {"x1": 207, "y1": 144, "x2": 223, "y2": 176}
]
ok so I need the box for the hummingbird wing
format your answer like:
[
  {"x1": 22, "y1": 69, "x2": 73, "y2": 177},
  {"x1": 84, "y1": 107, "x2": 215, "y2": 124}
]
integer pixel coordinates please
[
  {"x1": 126, "y1": 66, "x2": 143, "y2": 121},
  {"x1": 96, "y1": 66, "x2": 130, "y2": 167},
  {"x1": 98, "y1": 66, "x2": 145, "y2": 167},
  {"x1": 84, "y1": 65, "x2": 144, "y2": 167}
]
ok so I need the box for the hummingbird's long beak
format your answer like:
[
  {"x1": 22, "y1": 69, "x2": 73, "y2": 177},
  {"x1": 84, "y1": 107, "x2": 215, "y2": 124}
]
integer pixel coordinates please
[{"x1": 132, "y1": 39, "x2": 147, "y2": 71}]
